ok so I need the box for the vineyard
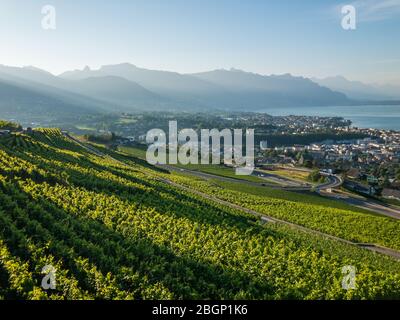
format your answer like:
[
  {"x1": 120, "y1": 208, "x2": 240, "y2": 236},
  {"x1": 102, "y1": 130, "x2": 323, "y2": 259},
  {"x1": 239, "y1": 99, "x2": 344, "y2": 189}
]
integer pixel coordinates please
[
  {"x1": 169, "y1": 174, "x2": 400, "y2": 251},
  {"x1": 0, "y1": 129, "x2": 399, "y2": 300}
]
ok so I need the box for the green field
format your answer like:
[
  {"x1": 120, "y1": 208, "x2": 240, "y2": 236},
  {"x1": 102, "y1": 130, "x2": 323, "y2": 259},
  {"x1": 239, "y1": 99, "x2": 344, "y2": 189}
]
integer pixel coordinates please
[
  {"x1": 268, "y1": 169, "x2": 310, "y2": 182},
  {"x1": 118, "y1": 145, "x2": 147, "y2": 159},
  {"x1": 0, "y1": 130, "x2": 399, "y2": 300}
]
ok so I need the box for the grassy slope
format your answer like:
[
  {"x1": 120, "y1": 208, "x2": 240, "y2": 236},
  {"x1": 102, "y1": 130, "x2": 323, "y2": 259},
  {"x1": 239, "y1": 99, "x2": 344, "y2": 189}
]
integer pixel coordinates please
[{"x1": 169, "y1": 173, "x2": 400, "y2": 250}]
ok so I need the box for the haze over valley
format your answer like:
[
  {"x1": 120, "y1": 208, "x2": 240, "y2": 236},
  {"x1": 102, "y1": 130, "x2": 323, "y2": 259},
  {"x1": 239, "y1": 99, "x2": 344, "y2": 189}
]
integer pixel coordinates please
[{"x1": 1, "y1": 63, "x2": 400, "y2": 126}]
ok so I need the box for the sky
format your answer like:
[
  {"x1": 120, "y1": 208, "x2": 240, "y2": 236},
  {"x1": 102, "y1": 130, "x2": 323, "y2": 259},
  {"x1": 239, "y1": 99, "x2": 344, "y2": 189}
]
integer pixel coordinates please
[{"x1": 0, "y1": 0, "x2": 399, "y2": 85}]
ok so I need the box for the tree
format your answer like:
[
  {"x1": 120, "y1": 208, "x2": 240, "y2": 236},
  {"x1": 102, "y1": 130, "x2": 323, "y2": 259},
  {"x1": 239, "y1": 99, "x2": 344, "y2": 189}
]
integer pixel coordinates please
[{"x1": 308, "y1": 169, "x2": 323, "y2": 182}]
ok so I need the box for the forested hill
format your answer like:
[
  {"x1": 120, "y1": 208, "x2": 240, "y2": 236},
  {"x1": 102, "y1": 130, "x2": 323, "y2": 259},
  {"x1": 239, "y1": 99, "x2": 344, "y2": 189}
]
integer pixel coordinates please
[{"x1": 0, "y1": 128, "x2": 399, "y2": 300}]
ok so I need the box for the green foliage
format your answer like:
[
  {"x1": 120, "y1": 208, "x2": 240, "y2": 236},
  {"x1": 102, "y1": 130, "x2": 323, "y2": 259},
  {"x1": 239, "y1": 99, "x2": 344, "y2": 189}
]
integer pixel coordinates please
[
  {"x1": 308, "y1": 169, "x2": 325, "y2": 183},
  {"x1": 83, "y1": 132, "x2": 116, "y2": 144},
  {"x1": 0, "y1": 129, "x2": 399, "y2": 300}
]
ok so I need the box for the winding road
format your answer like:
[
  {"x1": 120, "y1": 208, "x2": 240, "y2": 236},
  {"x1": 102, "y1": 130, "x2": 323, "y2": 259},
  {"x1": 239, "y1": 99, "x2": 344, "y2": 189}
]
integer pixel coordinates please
[{"x1": 316, "y1": 173, "x2": 343, "y2": 191}]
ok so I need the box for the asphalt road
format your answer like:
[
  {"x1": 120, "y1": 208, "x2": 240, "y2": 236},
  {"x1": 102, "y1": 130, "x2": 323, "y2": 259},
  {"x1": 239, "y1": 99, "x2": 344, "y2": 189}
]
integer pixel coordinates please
[
  {"x1": 326, "y1": 193, "x2": 400, "y2": 220},
  {"x1": 252, "y1": 169, "x2": 311, "y2": 188},
  {"x1": 316, "y1": 174, "x2": 343, "y2": 191}
]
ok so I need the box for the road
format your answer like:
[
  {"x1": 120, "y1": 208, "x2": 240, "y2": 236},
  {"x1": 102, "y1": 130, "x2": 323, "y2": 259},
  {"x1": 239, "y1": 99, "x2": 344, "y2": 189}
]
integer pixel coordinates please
[
  {"x1": 317, "y1": 174, "x2": 343, "y2": 191},
  {"x1": 252, "y1": 169, "x2": 311, "y2": 188},
  {"x1": 321, "y1": 191, "x2": 400, "y2": 220},
  {"x1": 64, "y1": 133, "x2": 106, "y2": 157}
]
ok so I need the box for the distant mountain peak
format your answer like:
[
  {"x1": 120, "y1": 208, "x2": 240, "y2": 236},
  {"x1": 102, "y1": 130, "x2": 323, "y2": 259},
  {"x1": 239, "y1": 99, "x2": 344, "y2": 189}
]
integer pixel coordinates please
[
  {"x1": 271, "y1": 73, "x2": 295, "y2": 79},
  {"x1": 333, "y1": 75, "x2": 347, "y2": 80},
  {"x1": 100, "y1": 62, "x2": 138, "y2": 70},
  {"x1": 0, "y1": 64, "x2": 54, "y2": 76},
  {"x1": 22, "y1": 66, "x2": 52, "y2": 74},
  {"x1": 229, "y1": 67, "x2": 245, "y2": 73}
]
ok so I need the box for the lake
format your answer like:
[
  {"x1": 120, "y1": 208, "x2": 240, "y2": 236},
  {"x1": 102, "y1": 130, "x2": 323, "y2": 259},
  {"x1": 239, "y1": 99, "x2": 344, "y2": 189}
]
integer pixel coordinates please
[{"x1": 260, "y1": 105, "x2": 400, "y2": 131}]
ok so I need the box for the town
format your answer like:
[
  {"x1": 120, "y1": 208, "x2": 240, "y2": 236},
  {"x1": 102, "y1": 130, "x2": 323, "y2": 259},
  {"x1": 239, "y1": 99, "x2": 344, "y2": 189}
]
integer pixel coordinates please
[{"x1": 257, "y1": 123, "x2": 400, "y2": 201}]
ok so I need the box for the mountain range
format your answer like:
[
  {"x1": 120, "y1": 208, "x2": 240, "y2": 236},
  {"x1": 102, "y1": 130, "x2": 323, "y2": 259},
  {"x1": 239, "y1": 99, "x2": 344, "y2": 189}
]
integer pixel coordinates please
[
  {"x1": 312, "y1": 76, "x2": 400, "y2": 101},
  {"x1": 0, "y1": 63, "x2": 398, "y2": 123}
]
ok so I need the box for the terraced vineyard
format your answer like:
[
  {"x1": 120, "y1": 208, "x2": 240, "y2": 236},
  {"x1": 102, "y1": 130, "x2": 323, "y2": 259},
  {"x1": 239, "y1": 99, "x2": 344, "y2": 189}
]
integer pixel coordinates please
[{"x1": 0, "y1": 129, "x2": 399, "y2": 300}]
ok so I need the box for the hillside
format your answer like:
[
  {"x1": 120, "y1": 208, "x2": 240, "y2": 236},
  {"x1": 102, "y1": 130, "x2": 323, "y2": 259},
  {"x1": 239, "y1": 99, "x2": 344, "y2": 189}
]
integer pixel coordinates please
[
  {"x1": 0, "y1": 67, "x2": 114, "y2": 123},
  {"x1": 312, "y1": 76, "x2": 400, "y2": 101},
  {"x1": 0, "y1": 129, "x2": 399, "y2": 299},
  {"x1": 0, "y1": 79, "x2": 100, "y2": 123},
  {"x1": 67, "y1": 76, "x2": 166, "y2": 112}
]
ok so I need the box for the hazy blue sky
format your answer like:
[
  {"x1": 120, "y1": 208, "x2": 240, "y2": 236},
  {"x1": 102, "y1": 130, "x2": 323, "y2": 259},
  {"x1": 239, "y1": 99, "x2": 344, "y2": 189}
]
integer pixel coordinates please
[{"x1": 0, "y1": 0, "x2": 399, "y2": 84}]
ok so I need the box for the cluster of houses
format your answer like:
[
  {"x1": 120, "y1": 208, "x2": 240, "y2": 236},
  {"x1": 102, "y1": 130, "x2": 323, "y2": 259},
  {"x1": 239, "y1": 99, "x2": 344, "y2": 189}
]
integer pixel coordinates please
[
  {"x1": 270, "y1": 115, "x2": 352, "y2": 134},
  {"x1": 257, "y1": 131, "x2": 400, "y2": 201},
  {"x1": 261, "y1": 135, "x2": 400, "y2": 167}
]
